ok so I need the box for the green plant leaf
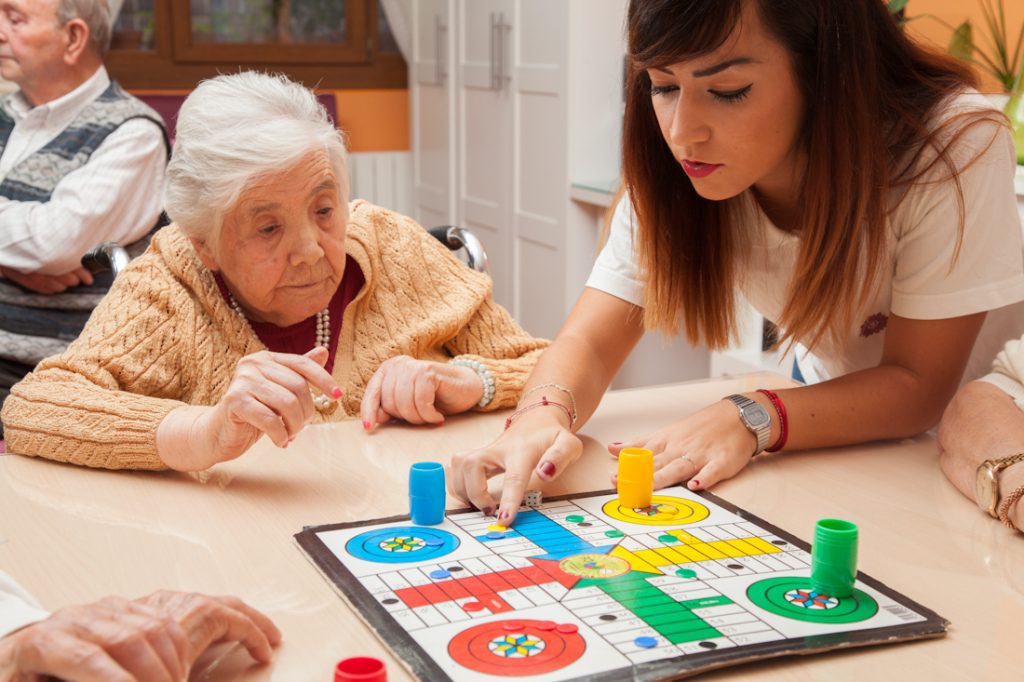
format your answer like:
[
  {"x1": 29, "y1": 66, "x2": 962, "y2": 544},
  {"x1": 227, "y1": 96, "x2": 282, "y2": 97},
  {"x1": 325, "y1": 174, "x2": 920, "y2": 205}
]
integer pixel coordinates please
[{"x1": 949, "y1": 20, "x2": 974, "y2": 62}]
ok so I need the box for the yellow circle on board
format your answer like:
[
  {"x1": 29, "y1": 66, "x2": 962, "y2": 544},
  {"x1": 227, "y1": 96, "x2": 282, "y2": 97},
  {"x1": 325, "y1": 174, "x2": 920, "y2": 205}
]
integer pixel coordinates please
[
  {"x1": 602, "y1": 495, "x2": 710, "y2": 526},
  {"x1": 558, "y1": 553, "x2": 632, "y2": 579}
]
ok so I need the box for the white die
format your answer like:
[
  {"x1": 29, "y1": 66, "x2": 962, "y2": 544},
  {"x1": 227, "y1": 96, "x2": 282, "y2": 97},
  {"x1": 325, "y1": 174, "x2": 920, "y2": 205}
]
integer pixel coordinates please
[{"x1": 525, "y1": 490, "x2": 542, "y2": 508}]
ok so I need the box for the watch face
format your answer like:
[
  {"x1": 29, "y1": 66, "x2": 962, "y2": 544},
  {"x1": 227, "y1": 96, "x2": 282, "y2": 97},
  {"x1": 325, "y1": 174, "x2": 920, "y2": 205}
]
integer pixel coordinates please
[
  {"x1": 745, "y1": 404, "x2": 771, "y2": 428},
  {"x1": 974, "y1": 466, "x2": 998, "y2": 514}
]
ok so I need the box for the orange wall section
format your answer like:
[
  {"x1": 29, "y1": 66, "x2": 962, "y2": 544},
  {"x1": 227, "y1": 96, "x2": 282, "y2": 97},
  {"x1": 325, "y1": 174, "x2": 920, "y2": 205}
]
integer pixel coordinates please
[
  {"x1": 130, "y1": 87, "x2": 410, "y2": 153},
  {"x1": 332, "y1": 89, "x2": 410, "y2": 152},
  {"x1": 905, "y1": 0, "x2": 1024, "y2": 93}
]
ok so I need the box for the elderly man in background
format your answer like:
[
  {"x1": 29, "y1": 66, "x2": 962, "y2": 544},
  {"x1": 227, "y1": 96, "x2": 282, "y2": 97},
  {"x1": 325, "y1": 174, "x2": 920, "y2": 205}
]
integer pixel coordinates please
[
  {"x1": 0, "y1": 0, "x2": 169, "y2": 434},
  {"x1": 938, "y1": 336, "x2": 1024, "y2": 533}
]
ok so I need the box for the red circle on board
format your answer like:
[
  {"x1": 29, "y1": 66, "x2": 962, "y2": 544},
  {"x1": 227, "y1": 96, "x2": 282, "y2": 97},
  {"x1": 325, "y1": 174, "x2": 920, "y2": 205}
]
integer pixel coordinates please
[{"x1": 448, "y1": 619, "x2": 585, "y2": 676}]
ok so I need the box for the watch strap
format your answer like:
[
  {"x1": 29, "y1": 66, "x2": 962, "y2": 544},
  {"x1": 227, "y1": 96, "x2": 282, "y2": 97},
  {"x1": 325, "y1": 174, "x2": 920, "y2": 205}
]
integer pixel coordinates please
[
  {"x1": 725, "y1": 394, "x2": 771, "y2": 455},
  {"x1": 997, "y1": 483, "x2": 1024, "y2": 530}
]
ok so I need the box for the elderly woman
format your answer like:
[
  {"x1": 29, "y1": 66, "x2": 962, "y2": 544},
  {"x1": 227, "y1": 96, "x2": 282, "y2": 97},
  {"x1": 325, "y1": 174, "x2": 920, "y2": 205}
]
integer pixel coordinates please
[{"x1": 0, "y1": 72, "x2": 547, "y2": 471}]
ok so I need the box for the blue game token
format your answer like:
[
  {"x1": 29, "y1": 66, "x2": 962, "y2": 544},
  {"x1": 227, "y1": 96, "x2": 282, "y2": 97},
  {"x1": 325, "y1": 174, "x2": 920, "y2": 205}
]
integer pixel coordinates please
[
  {"x1": 485, "y1": 531, "x2": 506, "y2": 540},
  {"x1": 429, "y1": 569, "x2": 451, "y2": 579},
  {"x1": 425, "y1": 538, "x2": 445, "y2": 546},
  {"x1": 635, "y1": 636, "x2": 658, "y2": 649}
]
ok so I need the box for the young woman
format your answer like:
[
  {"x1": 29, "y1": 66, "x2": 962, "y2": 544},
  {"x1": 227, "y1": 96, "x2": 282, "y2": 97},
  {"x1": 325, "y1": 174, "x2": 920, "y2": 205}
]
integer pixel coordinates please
[{"x1": 449, "y1": 0, "x2": 1024, "y2": 524}]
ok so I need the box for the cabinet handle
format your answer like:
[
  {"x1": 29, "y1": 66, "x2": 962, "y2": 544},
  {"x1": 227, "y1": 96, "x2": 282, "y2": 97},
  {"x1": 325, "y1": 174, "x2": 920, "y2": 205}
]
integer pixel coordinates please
[
  {"x1": 496, "y1": 13, "x2": 510, "y2": 90},
  {"x1": 490, "y1": 12, "x2": 499, "y2": 90},
  {"x1": 434, "y1": 15, "x2": 447, "y2": 85}
]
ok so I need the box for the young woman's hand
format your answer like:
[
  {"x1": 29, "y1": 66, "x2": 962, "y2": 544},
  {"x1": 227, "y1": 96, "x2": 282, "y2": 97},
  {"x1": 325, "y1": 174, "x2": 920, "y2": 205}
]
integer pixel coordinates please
[
  {"x1": 609, "y1": 399, "x2": 761, "y2": 491},
  {"x1": 157, "y1": 346, "x2": 340, "y2": 471},
  {"x1": 360, "y1": 356, "x2": 484, "y2": 430},
  {"x1": 448, "y1": 408, "x2": 583, "y2": 525}
]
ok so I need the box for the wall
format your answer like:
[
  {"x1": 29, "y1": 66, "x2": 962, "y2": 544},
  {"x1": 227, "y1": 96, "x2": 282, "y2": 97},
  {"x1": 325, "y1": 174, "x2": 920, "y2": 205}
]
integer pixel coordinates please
[{"x1": 906, "y1": 0, "x2": 1024, "y2": 92}]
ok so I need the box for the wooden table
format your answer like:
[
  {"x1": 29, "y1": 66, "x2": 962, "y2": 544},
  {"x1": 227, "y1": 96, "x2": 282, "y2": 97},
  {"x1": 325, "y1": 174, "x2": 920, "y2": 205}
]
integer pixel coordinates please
[{"x1": 1, "y1": 374, "x2": 1022, "y2": 680}]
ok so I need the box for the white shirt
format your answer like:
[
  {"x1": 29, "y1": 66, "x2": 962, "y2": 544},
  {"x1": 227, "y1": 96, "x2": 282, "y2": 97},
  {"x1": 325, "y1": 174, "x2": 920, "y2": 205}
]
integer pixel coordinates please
[
  {"x1": 0, "y1": 66, "x2": 166, "y2": 275},
  {"x1": 0, "y1": 570, "x2": 47, "y2": 639},
  {"x1": 587, "y1": 92, "x2": 1024, "y2": 385}
]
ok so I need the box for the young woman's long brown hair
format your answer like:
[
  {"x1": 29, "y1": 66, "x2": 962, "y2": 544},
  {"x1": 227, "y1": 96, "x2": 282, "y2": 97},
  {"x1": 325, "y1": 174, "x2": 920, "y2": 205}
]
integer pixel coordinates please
[{"x1": 623, "y1": 0, "x2": 1001, "y2": 351}]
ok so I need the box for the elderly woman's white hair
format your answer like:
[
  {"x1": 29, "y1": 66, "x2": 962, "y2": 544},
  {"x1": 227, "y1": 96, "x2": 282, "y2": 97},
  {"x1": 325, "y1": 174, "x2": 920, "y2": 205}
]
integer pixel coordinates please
[
  {"x1": 58, "y1": 0, "x2": 115, "y2": 55},
  {"x1": 164, "y1": 71, "x2": 349, "y2": 249}
]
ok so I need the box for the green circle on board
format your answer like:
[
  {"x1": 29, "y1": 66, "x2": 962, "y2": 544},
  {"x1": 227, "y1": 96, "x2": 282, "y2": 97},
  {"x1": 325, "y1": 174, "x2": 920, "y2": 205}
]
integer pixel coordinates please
[
  {"x1": 604, "y1": 529, "x2": 625, "y2": 538},
  {"x1": 658, "y1": 534, "x2": 679, "y2": 543},
  {"x1": 746, "y1": 577, "x2": 878, "y2": 624},
  {"x1": 675, "y1": 569, "x2": 698, "y2": 579},
  {"x1": 566, "y1": 515, "x2": 585, "y2": 523}
]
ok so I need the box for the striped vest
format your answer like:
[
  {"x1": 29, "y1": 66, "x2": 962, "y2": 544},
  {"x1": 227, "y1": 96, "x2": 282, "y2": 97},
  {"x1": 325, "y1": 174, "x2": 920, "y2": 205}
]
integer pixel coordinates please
[{"x1": 0, "y1": 82, "x2": 169, "y2": 366}]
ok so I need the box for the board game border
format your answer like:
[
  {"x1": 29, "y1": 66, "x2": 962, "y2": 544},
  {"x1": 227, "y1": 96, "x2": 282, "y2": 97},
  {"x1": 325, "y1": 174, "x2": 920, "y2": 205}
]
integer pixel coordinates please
[{"x1": 295, "y1": 487, "x2": 949, "y2": 681}]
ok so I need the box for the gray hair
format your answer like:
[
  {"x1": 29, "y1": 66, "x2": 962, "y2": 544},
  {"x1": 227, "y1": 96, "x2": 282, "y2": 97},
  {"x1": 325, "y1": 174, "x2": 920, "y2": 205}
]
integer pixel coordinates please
[
  {"x1": 57, "y1": 0, "x2": 114, "y2": 56},
  {"x1": 164, "y1": 71, "x2": 349, "y2": 249}
]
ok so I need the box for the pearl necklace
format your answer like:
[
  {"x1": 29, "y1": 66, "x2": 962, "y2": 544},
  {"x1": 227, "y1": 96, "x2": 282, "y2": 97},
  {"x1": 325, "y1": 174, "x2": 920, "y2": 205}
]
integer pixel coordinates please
[{"x1": 227, "y1": 292, "x2": 337, "y2": 414}]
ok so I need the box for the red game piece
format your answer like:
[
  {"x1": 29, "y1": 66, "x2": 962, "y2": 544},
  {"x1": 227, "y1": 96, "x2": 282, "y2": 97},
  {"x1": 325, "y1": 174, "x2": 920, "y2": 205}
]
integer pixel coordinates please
[
  {"x1": 334, "y1": 656, "x2": 387, "y2": 682},
  {"x1": 556, "y1": 623, "x2": 579, "y2": 634},
  {"x1": 462, "y1": 601, "x2": 485, "y2": 612},
  {"x1": 503, "y1": 622, "x2": 524, "y2": 631},
  {"x1": 536, "y1": 620, "x2": 556, "y2": 630}
]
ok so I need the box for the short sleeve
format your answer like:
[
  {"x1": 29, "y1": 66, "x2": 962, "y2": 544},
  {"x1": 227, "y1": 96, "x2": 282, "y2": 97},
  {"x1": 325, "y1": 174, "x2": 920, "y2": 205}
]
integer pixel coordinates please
[
  {"x1": 585, "y1": 195, "x2": 645, "y2": 306},
  {"x1": 979, "y1": 335, "x2": 1024, "y2": 409},
  {"x1": 0, "y1": 571, "x2": 48, "y2": 639},
  {"x1": 891, "y1": 114, "x2": 1024, "y2": 319}
]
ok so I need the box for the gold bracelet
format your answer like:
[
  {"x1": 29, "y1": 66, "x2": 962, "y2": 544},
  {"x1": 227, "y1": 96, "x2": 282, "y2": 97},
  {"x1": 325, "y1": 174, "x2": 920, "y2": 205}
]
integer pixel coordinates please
[{"x1": 997, "y1": 482, "x2": 1024, "y2": 531}]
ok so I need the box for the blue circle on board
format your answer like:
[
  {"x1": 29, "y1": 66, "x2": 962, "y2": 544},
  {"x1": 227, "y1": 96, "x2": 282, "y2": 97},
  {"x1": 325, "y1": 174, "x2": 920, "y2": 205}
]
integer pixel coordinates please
[
  {"x1": 345, "y1": 526, "x2": 459, "y2": 564},
  {"x1": 430, "y1": 569, "x2": 451, "y2": 579},
  {"x1": 635, "y1": 636, "x2": 658, "y2": 649}
]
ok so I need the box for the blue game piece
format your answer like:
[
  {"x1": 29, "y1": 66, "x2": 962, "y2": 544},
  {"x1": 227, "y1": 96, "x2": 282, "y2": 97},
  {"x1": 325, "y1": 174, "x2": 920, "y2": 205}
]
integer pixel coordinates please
[
  {"x1": 409, "y1": 462, "x2": 445, "y2": 525},
  {"x1": 635, "y1": 636, "x2": 658, "y2": 649},
  {"x1": 429, "y1": 569, "x2": 451, "y2": 579},
  {"x1": 485, "y1": 531, "x2": 506, "y2": 540},
  {"x1": 425, "y1": 537, "x2": 445, "y2": 547}
]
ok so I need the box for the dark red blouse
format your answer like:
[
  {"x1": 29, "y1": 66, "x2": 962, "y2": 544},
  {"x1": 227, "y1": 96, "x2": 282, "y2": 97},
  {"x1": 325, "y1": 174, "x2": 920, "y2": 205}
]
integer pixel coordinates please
[{"x1": 214, "y1": 255, "x2": 365, "y2": 374}]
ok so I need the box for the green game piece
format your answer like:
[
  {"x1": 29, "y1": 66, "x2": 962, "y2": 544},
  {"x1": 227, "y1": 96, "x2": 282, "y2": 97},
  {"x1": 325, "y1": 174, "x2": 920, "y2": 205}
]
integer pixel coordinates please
[
  {"x1": 658, "y1": 534, "x2": 678, "y2": 543},
  {"x1": 566, "y1": 514, "x2": 585, "y2": 523},
  {"x1": 810, "y1": 518, "x2": 858, "y2": 598},
  {"x1": 604, "y1": 529, "x2": 625, "y2": 538},
  {"x1": 675, "y1": 568, "x2": 698, "y2": 579}
]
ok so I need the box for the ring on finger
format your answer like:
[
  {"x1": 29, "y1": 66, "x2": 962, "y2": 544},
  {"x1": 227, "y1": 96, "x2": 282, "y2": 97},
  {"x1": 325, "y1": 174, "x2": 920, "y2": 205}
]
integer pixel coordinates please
[{"x1": 680, "y1": 454, "x2": 697, "y2": 479}]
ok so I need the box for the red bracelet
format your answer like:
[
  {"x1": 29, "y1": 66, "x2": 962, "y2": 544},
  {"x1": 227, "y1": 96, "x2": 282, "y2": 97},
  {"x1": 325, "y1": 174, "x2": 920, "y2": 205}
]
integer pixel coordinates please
[
  {"x1": 757, "y1": 388, "x2": 788, "y2": 452},
  {"x1": 504, "y1": 396, "x2": 573, "y2": 431}
]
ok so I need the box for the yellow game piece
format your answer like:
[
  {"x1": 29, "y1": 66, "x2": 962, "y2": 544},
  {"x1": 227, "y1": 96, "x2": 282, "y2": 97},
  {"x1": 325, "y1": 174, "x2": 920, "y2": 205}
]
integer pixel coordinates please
[
  {"x1": 487, "y1": 524, "x2": 508, "y2": 532},
  {"x1": 617, "y1": 447, "x2": 654, "y2": 509}
]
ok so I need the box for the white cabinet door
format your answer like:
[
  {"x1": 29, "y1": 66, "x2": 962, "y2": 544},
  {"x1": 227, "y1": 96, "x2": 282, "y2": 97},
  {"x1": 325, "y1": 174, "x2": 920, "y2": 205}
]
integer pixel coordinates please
[
  {"x1": 512, "y1": 0, "x2": 568, "y2": 337},
  {"x1": 457, "y1": 0, "x2": 514, "y2": 312},
  {"x1": 412, "y1": 0, "x2": 456, "y2": 228}
]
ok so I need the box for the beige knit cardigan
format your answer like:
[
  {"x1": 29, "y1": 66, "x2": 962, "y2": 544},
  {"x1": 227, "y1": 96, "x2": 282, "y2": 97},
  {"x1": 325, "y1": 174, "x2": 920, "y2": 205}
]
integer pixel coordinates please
[{"x1": 1, "y1": 200, "x2": 548, "y2": 470}]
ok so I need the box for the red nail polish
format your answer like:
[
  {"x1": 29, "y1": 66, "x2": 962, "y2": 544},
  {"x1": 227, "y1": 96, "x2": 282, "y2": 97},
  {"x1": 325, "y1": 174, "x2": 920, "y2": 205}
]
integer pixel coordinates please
[
  {"x1": 362, "y1": 420, "x2": 371, "y2": 430},
  {"x1": 498, "y1": 510, "x2": 510, "y2": 520},
  {"x1": 692, "y1": 479, "x2": 700, "y2": 487},
  {"x1": 538, "y1": 461, "x2": 556, "y2": 478},
  {"x1": 482, "y1": 506, "x2": 494, "y2": 516},
  {"x1": 331, "y1": 387, "x2": 343, "y2": 398}
]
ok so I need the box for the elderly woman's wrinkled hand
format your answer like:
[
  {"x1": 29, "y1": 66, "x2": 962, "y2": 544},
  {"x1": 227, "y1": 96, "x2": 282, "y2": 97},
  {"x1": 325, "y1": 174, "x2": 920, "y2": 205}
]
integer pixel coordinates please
[
  {"x1": 0, "y1": 591, "x2": 280, "y2": 682},
  {"x1": 156, "y1": 347, "x2": 341, "y2": 471},
  {"x1": 360, "y1": 355, "x2": 484, "y2": 430}
]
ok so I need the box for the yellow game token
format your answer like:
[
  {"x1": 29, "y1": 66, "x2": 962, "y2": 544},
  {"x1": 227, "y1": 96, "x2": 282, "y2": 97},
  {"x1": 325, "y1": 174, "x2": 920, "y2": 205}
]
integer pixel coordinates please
[{"x1": 487, "y1": 524, "x2": 508, "y2": 532}]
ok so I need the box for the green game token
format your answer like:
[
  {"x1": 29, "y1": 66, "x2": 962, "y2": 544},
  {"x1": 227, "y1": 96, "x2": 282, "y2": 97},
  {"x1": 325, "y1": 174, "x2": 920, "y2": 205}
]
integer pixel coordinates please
[
  {"x1": 675, "y1": 568, "x2": 698, "y2": 579},
  {"x1": 566, "y1": 515, "x2": 585, "y2": 523},
  {"x1": 604, "y1": 529, "x2": 625, "y2": 538},
  {"x1": 658, "y1": 534, "x2": 678, "y2": 543}
]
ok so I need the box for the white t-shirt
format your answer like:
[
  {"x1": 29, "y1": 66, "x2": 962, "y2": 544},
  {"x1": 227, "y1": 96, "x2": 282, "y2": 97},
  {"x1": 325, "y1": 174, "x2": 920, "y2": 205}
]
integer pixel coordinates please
[
  {"x1": 0, "y1": 570, "x2": 48, "y2": 640},
  {"x1": 587, "y1": 92, "x2": 1024, "y2": 384}
]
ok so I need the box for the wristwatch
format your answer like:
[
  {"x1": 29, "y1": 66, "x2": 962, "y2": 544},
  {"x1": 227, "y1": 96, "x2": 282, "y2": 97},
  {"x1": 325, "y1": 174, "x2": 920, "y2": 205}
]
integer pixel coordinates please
[
  {"x1": 975, "y1": 452, "x2": 1024, "y2": 517},
  {"x1": 724, "y1": 394, "x2": 772, "y2": 457}
]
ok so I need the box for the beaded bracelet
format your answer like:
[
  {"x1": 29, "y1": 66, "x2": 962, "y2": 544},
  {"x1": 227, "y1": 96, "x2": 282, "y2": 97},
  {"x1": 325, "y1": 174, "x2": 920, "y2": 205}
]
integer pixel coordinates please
[
  {"x1": 522, "y1": 382, "x2": 578, "y2": 426},
  {"x1": 449, "y1": 356, "x2": 496, "y2": 407},
  {"x1": 756, "y1": 388, "x2": 788, "y2": 452},
  {"x1": 997, "y1": 482, "x2": 1024, "y2": 531},
  {"x1": 504, "y1": 396, "x2": 573, "y2": 431}
]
